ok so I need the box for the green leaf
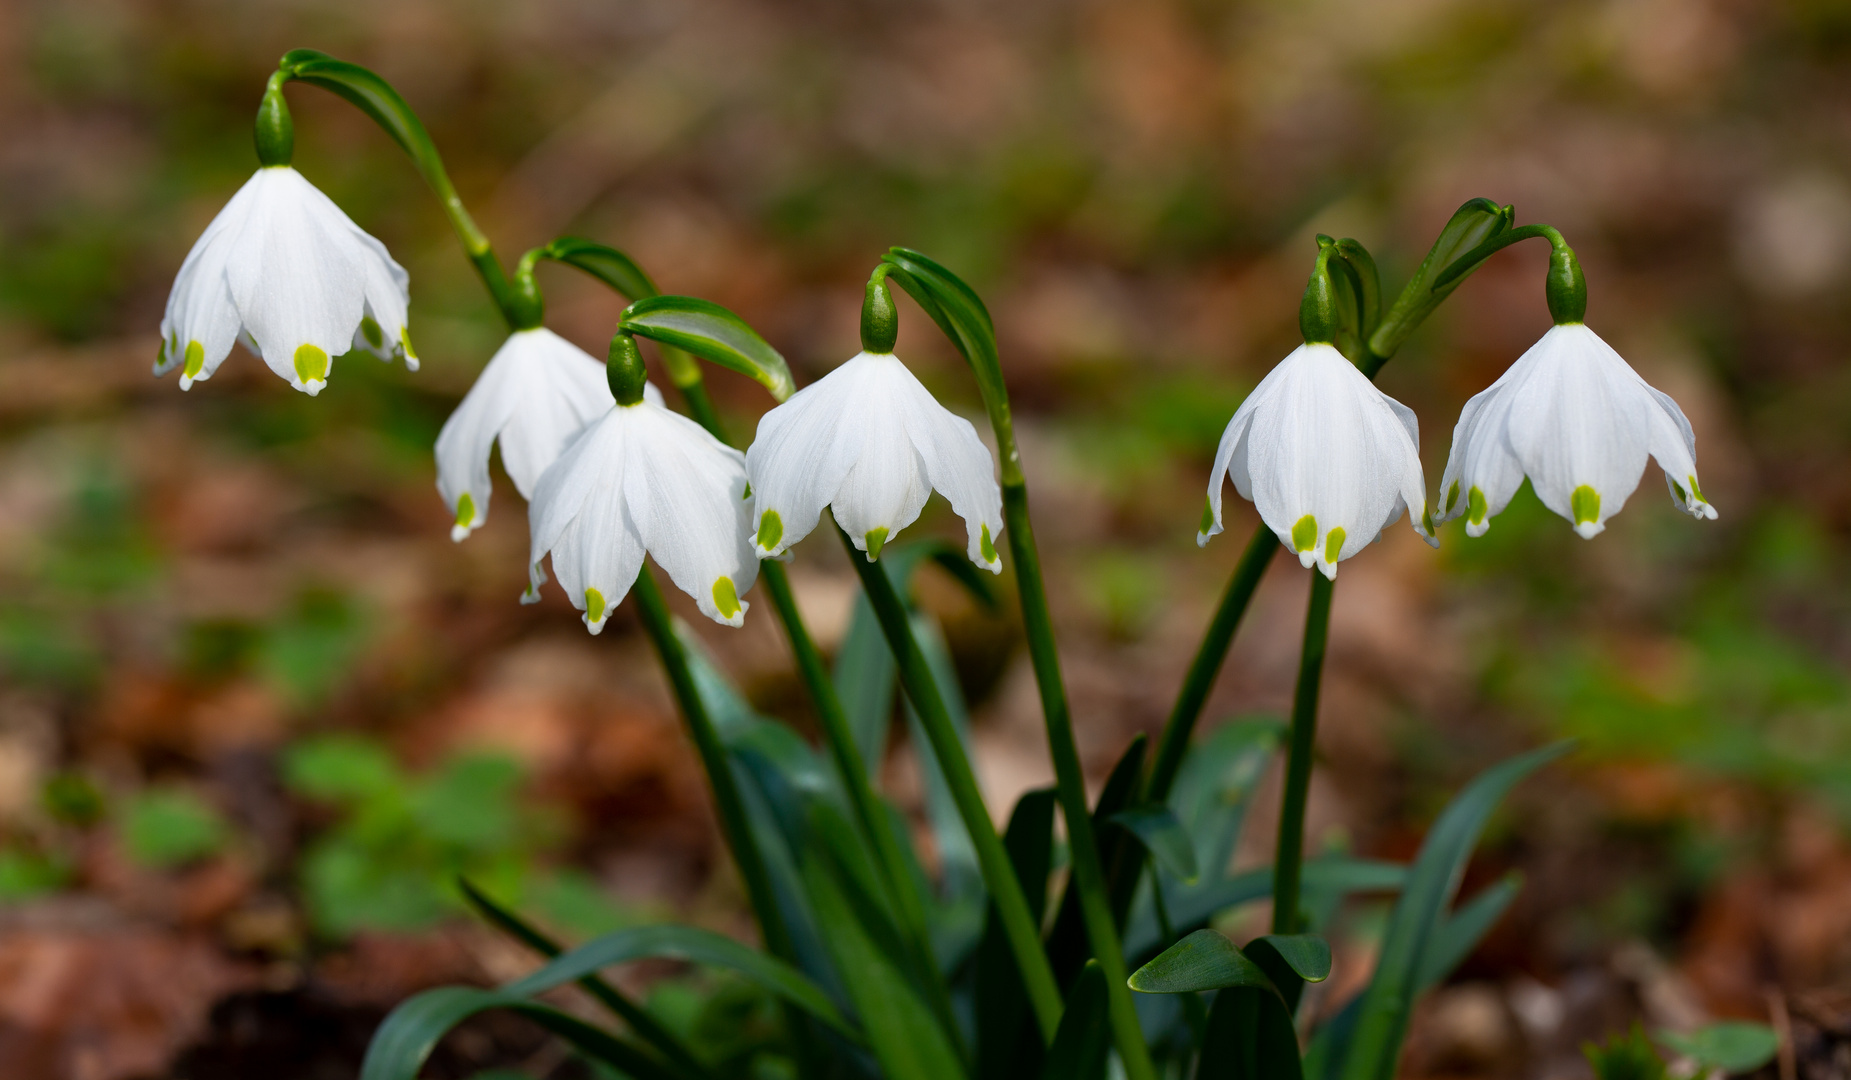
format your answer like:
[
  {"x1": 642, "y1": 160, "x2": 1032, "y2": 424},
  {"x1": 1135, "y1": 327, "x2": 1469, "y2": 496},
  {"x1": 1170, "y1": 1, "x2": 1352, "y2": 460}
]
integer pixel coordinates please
[
  {"x1": 1127, "y1": 856, "x2": 1406, "y2": 959},
  {"x1": 281, "y1": 735, "x2": 400, "y2": 804},
  {"x1": 1110, "y1": 806, "x2": 1199, "y2": 884},
  {"x1": 619, "y1": 296, "x2": 793, "y2": 401},
  {"x1": 457, "y1": 879, "x2": 711, "y2": 1080},
  {"x1": 122, "y1": 788, "x2": 228, "y2": 868},
  {"x1": 1582, "y1": 1024, "x2": 1668, "y2": 1080},
  {"x1": 1047, "y1": 734, "x2": 1147, "y2": 982},
  {"x1": 1195, "y1": 981, "x2": 1303, "y2": 1080},
  {"x1": 1415, "y1": 872, "x2": 1522, "y2": 991},
  {"x1": 799, "y1": 850, "x2": 965, "y2": 1080},
  {"x1": 360, "y1": 986, "x2": 684, "y2": 1080},
  {"x1": 1039, "y1": 960, "x2": 1110, "y2": 1080},
  {"x1": 498, "y1": 924, "x2": 858, "y2": 1041},
  {"x1": 1129, "y1": 929, "x2": 1276, "y2": 995},
  {"x1": 1243, "y1": 933, "x2": 1331, "y2": 1014},
  {"x1": 1659, "y1": 1022, "x2": 1780, "y2": 1072},
  {"x1": 542, "y1": 236, "x2": 660, "y2": 301},
  {"x1": 975, "y1": 787, "x2": 1058, "y2": 1080},
  {"x1": 1367, "y1": 198, "x2": 1513, "y2": 363},
  {"x1": 1336, "y1": 742, "x2": 1572, "y2": 1080}
]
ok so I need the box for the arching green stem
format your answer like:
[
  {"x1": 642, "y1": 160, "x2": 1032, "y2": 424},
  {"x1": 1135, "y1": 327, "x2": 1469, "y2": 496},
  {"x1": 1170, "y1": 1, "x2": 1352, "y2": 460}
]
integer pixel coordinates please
[
  {"x1": 841, "y1": 526, "x2": 1066, "y2": 1043},
  {"x1": 1432, "y1": 222, "x2": 1586, "y2": 324},
  {"x1": 879, "y1": 248, "x2": 1158, "y2": 1080},
  {"x1": 274, "y1": 49, "x2": 523, "y2": 327}
]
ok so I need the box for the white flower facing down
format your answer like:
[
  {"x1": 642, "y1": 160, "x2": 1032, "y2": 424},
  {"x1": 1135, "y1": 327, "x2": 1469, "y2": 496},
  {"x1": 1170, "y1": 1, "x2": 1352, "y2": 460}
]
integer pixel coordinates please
[
  {"x1": 155, "y1": 166, "x2": 412, "y2": 396},
  {"x1": 435, "y1": 327, "x2": 661, "y2": 542},
  {"x1": 526, "y1": 397, "x2": 758, "y2": 632},
  {"x1": 1201, "y1": 343, "x2": 1433, "y2": 579},
  {"x1": 1435, "y1": 323, "x2": 1717, "y2": 539},
  {"x1": 745, "y1": 351, "x2": 1004, "y2": 572}
]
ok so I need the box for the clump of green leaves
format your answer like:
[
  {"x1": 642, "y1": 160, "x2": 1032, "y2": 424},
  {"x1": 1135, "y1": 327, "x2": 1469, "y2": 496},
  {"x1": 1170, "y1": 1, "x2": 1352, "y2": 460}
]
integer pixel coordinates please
[
  {"x1": 123, "y1": 787, "x2": 230, "y2": 867},
  {"x1": 1585, "y1": 1025, "x2": 1669, "y2": 1080},
  {"x1": 1584, "y1": 1021, "x2": 1781, "y2": 1079},
  {"x1": 282, "y1": 734, "x2": 628, "y2": 938}
]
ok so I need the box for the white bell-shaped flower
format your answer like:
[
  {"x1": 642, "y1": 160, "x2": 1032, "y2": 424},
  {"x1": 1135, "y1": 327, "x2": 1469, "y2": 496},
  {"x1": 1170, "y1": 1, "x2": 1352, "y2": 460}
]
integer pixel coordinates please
[
  {"x1": 744, "y1": 351, "x2": 1004, "y2": 571},
  {"x1": 155, "y1": 166, "x2": 413, "y2": 396},
  {"x1": 1434, "y1": 323, "x2": 1717, "y2": 539},
  {"x1": 434, "y1": 327, "x2": 660, "y2": 542},
  {"x1": 1200, "y1": 342, "x2": 1432, "y2": 579},
  {"x1": 526, "y1": 396, "x2": 758, "y2": 632}
]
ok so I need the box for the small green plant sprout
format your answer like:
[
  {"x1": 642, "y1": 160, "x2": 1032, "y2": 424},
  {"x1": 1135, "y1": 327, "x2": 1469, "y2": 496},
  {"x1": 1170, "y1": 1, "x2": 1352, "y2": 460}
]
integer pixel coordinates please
[
  {"x1": 1585, "y1": 1020, "x2": 1782, "y2": 1080},
  {"x1": 122, "y1": 787, "x2": 230, "y2": 869}
]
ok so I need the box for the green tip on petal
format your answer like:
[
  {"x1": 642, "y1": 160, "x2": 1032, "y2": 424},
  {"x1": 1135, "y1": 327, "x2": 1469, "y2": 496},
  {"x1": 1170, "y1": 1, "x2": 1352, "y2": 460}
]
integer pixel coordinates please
[
  {"x1": 585, "y1": 587, "x2": 606, "y2": 624},
  {"x1": 360, "y1": 316, "x2": 384, "y2": 350},
  {"x1": 741, "y1": 482, "x2": 752, "y2": 500},
  {"x1": 1198, "y1": 495, "x2": 1215, "y2": 536},
  {"x1": 1467, "y1": 485, "x2": 1488, "y2": 526},
  {"x1": 980, "y1": 523, "x2": 998, "y2": 564},
  {"x1": 864, "y1": 527, "x2": 888, "y2": 560},
  {"x1": 1572, "y1": 484, "x2": 1601, "y2": 526},
  {"x1": 1324, "y1": 526, "x2": 1346, "y2": 565},
  {"x1": 182, "y1": 340, "x2": 205, "y2": 380},
  {"x1": 454, "y1": 492, "x2": 475, "y2": 528},
  {"x1": 1445, "y1": 479, "x2": 1460, "y2": 515},
  {"x1": 294, "y1": 344, "x2": 329, "y2": 384},
  {"x1": 1422, "y1": 506, "x2": 1435, "y2": 535},
  {"x1": 1291, "y1": 514, "x2": 1318, "y2": 553},
  {"x1": 712, "y1": 577, "x2": 741, "y2": 620},
  {"x1": 399, "y1": 327, "x2": 417, "y2": 360},
  {"x1": 756, "y1": 509, "x2": 783, "y2": 551},
  {"x1": 1687, "y1": 475, "x2": 1705, "y2": 504},
  {"x1": 1672, "y1": 479, "x2": 1688, "y2": 503}
]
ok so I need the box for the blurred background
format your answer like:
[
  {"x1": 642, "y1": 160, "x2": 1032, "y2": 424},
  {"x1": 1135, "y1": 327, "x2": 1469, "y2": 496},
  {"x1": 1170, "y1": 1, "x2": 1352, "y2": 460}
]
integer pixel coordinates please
[{"x1": 0, "y1": 0, "x2": 1848, "y2": 1076}]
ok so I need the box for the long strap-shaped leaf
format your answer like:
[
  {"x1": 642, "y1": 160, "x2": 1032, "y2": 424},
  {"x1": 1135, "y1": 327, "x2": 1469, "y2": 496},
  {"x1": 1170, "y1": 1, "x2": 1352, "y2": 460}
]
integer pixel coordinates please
[
  {"x1": 361, "y1": 987, "x2": 685, "y2": 1080},
  {"x1": 1336, "y1": 742, "x2": 1571, "y2": 1080},
  {"x1": 619, "y1": 295, "x2": 794, "y2": 401},
  {"x1": 496, "y1": 923, "x2": 859, "y2": 1042}
]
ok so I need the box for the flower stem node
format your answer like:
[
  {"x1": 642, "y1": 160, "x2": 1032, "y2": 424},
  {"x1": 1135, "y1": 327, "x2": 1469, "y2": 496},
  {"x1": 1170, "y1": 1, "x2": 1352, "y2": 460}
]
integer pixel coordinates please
[
  {"x1": 1435, "y1": 323, "x2": 1717, "y2": 540},
  {"x1": 527, "y1": 395, "x2": 758, "y2": 630},
  {"x1": 155, "y1": 166, "x2": 413, "y2": 395},
  {"x1": 745, "y1": 351, "x2": 1005, "y2": 572},
  {"x1": 1200, "y1": 343, "x2": 1432, "y2": 580},
  {"x1": 434, "y1": 327, "x2": 661, "y2": 541}
]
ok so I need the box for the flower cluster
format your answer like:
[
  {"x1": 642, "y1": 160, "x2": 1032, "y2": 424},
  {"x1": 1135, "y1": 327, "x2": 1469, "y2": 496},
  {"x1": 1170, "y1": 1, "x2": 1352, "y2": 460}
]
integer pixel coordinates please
[{"x1": 1201, "y1": 310, "x2": 1716, "y2": 578}]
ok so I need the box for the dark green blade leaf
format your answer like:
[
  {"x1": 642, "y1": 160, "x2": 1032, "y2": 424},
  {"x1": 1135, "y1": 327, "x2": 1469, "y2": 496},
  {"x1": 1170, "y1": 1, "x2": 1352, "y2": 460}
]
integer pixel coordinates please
[
  {"x1": 457, "y1": 879, "x2": 712, "y2": 1079},
  {"x1": 543, "y1": 236, "x2": 661, "y2": 301},
  {"x1": 1128, "y1": 929, "x2": 1276, "y2": 995},
  {"x1": 619, "y1": 296, "x2": 794, "y2": 401},
  {"x1": 1126, "y1": 857, "x2": 1406, "y2": 959},
  {"x1": 1195, "y1": 984, "x2": 1304, "y2": 1080},
  {"x1": 833, "y1": 594, "x2": 897, "y2": 774},
  {"x1": 1337, "y1": 741, "x2": 1571, "y2": 1080},
  {"x1": 1415, "y1": 872, "x2": 1521, "y2": 992},
  {"x1": 975, "y1": 787, "x2": 1058, "y2": 1080},
  {"x1": 280, "y1": 51, "x2": 441, "y2": 178},
  {"x1": 800, "y1": 850, "x2": 966, "y2": 1080},
  {"x1": 361, "y1": 987, "x2": 685, "y2": 1080},
  {"x1": 1046, "y1": 734, "x2": 1146, "y2": 985},
  {"x1": 1658, "y1": 1022, "x2": 1780, "y2": 1072},
  {"x1": 499, "y1": 924, "x2": 857, "y2": 1041},
  {"x1": 1039, "y1": 960, "x2": 1110, "y2": 1080},
  {"x1": 1251, "y1": 934, "x2": 1331, "y2": 983},
  {"x1": 1110, "y1": 806, "x2": 1199, "y2": 884}
]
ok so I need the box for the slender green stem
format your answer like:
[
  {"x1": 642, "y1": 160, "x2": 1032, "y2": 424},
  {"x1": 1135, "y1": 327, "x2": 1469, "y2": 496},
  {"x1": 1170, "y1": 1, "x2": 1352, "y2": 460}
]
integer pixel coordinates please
[
  {"x1": 841, "y1": 526, "x2": 1065, "y2": 1043},
  {"x1": 1271, "y1": 571, "x2": 1333, "y2": 935},
  {"x1": 758, "y1": 559, "x2": 963, "y2": 1055},
  {"x1": 1147, "y1": 525, "x2": 1278, "y2": 803},
  {"x1": 1002, "y1": 484, "x2": 1159, "y2": 1080},
  {"x1": 630, "y1": 566, "x2": 795, "y2": 961}
]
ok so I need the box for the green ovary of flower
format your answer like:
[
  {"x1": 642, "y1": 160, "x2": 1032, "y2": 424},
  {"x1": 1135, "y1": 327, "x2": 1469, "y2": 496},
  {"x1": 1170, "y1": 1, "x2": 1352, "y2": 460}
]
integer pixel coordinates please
[
  {"x1": 712, "y1": 577, "x2": 741, "y2": 619},
  {"x1": 756, "y1": 509, "x2": 783, "y2": 551},
  {"x1": 1292, "y1": 514, "x2": 1317, "y2": 552},
  {"x1": 294, "y1": 344, "x2": 329, "y2": 383},
  {"x1": 585, "y1": 587, "x2": 606, "y2": 624},
  {"x1": 1572, "y1": 485, "x2": 1600, "y2": 525}
]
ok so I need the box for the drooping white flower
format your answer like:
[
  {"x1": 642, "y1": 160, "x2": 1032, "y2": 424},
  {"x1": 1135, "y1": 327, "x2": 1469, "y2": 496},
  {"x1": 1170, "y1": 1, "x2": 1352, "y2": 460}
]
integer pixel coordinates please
[
  {"x1": 155, "y1": 166, "x2": 413, "y2": 396},
  {"x1": 434, "y1": 327, "x2": 661, "y2": 542},
  {"x1": 744, "y1": 351, "x2": 1004, "y2": 571},
  {"x1": 526, "y1": 397, "x2": 758, "y2": 632},
  {"x1": 1200, "y1": 343, "x2": 1432, "y2": 579},
  {"x1": 1434, "y1": 323, "x2": 1717, "y2": 539}
]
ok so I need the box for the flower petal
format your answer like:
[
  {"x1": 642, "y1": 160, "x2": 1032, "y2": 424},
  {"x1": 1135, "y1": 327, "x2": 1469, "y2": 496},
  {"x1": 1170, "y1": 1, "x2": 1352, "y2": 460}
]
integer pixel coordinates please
[
  {"x1": 528, "y1": 410, "x2": 645, "y2": 633},
  {"x1": 627, "y1": 405, "x2": 759, "y2": 626}
]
